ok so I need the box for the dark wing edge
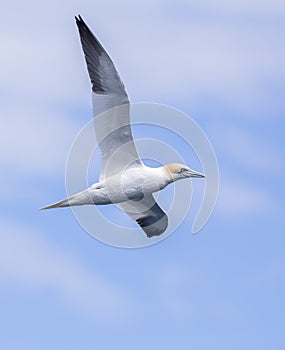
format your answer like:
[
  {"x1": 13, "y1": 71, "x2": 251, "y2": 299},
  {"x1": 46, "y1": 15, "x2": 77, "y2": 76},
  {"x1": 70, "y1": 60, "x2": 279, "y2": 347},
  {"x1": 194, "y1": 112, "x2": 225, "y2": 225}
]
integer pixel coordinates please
[
  {"x1": 75, "y1": 15, "x2": 128, "y2": 96},
  {"x1": 136, "y1": 203, "x2": 168, "y2": 238}
]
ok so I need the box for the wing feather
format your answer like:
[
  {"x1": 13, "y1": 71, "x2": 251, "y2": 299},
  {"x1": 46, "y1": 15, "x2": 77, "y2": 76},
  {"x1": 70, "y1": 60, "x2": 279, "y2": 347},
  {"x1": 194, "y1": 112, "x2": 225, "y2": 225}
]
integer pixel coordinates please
[
  {"x1": 75, "y1": 16, "x2": 142, "y2": 179},
  {"x1": 117, "y1": 195, "x2": 168, "y2": 238}
]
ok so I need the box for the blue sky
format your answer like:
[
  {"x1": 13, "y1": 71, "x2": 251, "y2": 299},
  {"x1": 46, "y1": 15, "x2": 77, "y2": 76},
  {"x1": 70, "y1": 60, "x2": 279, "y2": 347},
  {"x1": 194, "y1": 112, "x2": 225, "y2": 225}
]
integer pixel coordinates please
[{"x1": 1, "y1": 1, "x2": 285, "y2": 349}]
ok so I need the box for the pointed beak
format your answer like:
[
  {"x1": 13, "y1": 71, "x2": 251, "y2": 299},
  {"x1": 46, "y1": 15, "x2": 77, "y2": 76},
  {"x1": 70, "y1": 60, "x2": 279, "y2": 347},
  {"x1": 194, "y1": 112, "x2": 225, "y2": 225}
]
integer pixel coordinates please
[
  {"x1": 192, "y1": 173, "x2": 205, "y2": 178},
  {"x1": 188, "y1": 170, "x2": 205, "y2": 178}
]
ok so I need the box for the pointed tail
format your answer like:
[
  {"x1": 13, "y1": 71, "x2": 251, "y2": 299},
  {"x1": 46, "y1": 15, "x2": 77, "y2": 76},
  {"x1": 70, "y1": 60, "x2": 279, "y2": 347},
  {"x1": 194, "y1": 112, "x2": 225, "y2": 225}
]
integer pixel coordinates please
[
  {"x1": 40, "y1": 189, "x2": 93, "y2": 210},
  {"x1": 40, "y1": 197, "x2": 71, "y2": 210}
]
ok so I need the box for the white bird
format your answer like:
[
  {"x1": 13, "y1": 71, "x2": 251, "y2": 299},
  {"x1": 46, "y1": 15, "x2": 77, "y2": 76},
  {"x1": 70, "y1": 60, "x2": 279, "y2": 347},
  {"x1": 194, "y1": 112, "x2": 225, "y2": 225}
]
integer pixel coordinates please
[{"x1": 41, "y1": 15, "x2": 205, "y2": 238}]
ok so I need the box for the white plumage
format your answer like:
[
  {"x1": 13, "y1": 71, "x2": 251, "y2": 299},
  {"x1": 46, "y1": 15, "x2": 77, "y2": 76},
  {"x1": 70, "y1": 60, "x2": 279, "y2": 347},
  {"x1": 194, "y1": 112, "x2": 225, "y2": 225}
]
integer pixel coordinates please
[{"x1": 41, "y1": 16, "x2": 204, "y2": 238}]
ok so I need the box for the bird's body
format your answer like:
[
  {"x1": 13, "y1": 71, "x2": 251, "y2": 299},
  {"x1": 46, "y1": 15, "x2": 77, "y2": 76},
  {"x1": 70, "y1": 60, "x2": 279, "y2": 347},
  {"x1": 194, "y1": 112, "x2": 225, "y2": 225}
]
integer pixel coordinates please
[
  {"x1": 103, "y1": 165, "x2": 170, "y2": 201},
  {"x1": 43, "y1": 165, "x2": 174, "y2": 208},
  {"x1": 41, "y1": 16, "x2": 205, "y2": 238}
]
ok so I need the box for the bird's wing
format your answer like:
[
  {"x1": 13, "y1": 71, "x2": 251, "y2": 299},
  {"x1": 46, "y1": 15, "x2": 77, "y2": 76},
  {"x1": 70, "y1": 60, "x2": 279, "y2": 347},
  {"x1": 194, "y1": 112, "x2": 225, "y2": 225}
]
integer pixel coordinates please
[
  {"x1": 117, "y1": 195, "x2": 168, "y2": 237},
  {"x1": 75, "y1": 16, "x2": 142, "y2": 179}
]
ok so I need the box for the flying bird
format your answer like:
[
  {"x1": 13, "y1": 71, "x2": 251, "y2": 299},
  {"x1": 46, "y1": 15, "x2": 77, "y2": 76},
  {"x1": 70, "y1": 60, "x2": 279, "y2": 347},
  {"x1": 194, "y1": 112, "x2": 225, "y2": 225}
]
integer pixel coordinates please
[{"x1": 41, "y1": 15, "x2": 205, "y2": 238}]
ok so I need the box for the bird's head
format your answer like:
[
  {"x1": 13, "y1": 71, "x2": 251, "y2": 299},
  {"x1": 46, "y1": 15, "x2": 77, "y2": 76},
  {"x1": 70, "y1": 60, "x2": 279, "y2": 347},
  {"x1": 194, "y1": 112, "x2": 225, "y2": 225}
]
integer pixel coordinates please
[{"x1": 164, "y1": 163, "x2": 205, "y2": 182}]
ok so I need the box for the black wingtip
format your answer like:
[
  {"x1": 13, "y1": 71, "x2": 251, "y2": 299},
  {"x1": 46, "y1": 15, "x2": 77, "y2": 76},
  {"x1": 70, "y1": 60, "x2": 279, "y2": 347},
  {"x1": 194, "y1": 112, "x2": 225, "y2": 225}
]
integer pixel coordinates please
[{"x1": 75, "y1": 15, "x2": 84, "y2": 25}]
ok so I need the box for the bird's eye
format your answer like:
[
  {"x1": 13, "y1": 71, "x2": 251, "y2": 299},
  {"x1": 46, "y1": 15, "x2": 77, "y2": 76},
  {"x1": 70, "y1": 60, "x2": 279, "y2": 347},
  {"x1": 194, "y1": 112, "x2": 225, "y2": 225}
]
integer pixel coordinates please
[{"x1": 178, "y1": 168, "x2": 188, "y2": 173}]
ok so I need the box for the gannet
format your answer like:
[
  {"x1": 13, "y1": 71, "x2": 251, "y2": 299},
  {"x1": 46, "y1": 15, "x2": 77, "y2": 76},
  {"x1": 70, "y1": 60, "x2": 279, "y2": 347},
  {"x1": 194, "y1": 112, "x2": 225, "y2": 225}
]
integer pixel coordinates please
[{"x1": 41, "y1": 15, "x2": 205, "y2": 238}]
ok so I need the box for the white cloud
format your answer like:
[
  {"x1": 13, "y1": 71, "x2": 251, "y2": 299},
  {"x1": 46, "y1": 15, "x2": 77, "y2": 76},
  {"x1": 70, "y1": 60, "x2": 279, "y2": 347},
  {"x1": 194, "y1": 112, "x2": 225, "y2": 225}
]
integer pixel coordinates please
[
  {"x1": 124, "y1": 23, "x2": 284, "y2": 114},
  {"x1": 0, "y1": 221, "x2": 135, "y2": 322},
  {"x1": 1, "y1": 1, "x2": 284, "y2": 110},
  {"x1": 0, "y1": 102, "x2": 80, "y2": 178},
  {"x1": 194, "y1": 0, "x2": 285, "y2": 15}
]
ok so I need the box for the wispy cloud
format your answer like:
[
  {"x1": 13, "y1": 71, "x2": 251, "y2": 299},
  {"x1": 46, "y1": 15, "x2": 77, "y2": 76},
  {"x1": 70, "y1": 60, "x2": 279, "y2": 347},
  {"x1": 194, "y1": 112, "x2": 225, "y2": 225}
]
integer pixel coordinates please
[
  {"x1": 190, "y1": 0, "x2": 285, "y2": 15},
  {"x1": 1, "y1": 1, "x2": 284, "y2": 115},
  {"x1": 0, "y1": 221, "x2": 135, "y2": 322},
  {"x1": 0, "y1": 102, "x2": 80, "y2": 178}
]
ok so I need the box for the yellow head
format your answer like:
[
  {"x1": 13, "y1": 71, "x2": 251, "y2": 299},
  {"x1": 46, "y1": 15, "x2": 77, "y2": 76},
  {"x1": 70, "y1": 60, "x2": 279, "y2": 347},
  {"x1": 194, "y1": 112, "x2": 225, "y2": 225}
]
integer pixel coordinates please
[{"x1": 164, "y1": 163, "x2": 205, "y2": 182}]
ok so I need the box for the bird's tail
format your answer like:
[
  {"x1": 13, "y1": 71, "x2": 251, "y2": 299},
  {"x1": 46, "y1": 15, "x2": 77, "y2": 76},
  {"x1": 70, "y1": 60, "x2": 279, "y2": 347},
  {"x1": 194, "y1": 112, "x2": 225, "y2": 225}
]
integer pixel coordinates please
[
  {"x1": 40, "y1": 189, "x2": 93, "y2": 210},
  {"x1": 40, "y1": 197, "x2": 71, "y2": 210}
]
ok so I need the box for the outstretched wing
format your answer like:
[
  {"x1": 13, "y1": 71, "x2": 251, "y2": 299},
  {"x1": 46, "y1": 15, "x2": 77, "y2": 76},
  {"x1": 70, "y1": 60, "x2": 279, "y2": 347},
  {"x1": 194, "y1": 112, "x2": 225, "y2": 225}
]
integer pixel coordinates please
[
  {"x1": 75, "y1": 16, "x2": 142, "y2": 179},
  {"x1": 117, "y1": 195, "x2": 168, "y2": 237}
]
